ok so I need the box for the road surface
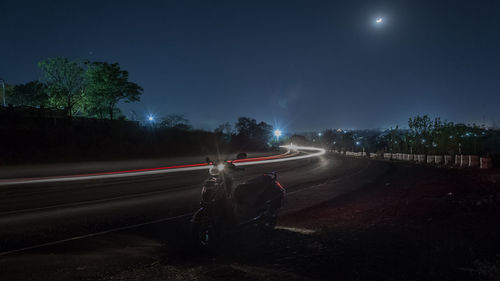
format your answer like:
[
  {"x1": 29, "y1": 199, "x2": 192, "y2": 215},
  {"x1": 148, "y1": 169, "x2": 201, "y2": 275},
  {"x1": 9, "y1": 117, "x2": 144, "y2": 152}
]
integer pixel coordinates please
[{"x1": 0, "y1": 149, "x2": 389, "y2": 280}]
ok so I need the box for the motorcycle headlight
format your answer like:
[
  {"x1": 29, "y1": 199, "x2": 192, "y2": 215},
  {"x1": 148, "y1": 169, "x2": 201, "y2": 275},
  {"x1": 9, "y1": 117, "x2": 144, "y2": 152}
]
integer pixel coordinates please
[
  {"x1": 209, "y1": 164, "x2": 225, "y2": 175},
  {"x1": 209, "y1": 166, "x2": 219, "y2": 176}
]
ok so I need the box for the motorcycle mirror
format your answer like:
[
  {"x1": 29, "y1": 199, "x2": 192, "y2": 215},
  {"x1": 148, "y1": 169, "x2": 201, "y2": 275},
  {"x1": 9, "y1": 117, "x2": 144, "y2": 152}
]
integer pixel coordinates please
[{"x1": 236, "y1": 152, "x2": 247, "y2": 160}]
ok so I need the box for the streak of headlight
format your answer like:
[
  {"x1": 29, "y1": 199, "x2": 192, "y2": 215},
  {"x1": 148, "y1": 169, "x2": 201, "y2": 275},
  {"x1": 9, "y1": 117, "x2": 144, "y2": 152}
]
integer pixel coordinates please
[
  {"x1": 234, "y1": 145, "x2": 325, "y2": 167},
  {"x1": 0, "y1": 145, "x2": 325, "y2": 186}
]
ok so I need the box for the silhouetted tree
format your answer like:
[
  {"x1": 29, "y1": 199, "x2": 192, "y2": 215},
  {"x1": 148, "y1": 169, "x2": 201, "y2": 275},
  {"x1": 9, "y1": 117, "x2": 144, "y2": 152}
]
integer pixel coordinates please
[
  {"x1": 161, "y1": 113, "x2": 192, "y2": 130},
  {"x1": 290, "y1": 134, "x2": 308, "y2": 145},
  {"x1": 320, "y1": 129, "x2": 337, "y2": 150},
  {"x1": 341, "y1": 131, "x2": 355, "y2": 151},
  {"x1": 9, "y1": 81, "x2": 49, "y2": 107},
  {"x1": 38, "y1": 57, "x2": 86, "y2": 117},
  {"x1": 215, "y1": 122, "x2": 233, "y2": 141},
  {"x1": 234, "y1": 117, "x2": 272, "y2": 150},
  {"x1": 84, "y1": 62, "x2": 142, "y2": 120}
]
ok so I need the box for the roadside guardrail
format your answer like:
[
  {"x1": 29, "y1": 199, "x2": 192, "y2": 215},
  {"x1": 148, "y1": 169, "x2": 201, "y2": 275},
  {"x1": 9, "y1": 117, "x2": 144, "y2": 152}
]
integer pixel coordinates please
[{"x1": 334, "y1": 150, "x2": 493, "y2": 169}]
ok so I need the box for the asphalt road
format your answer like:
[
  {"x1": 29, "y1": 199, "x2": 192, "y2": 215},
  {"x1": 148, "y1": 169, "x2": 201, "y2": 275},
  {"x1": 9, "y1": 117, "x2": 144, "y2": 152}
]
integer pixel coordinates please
[{"x1": 0, "y1": 151, "x2": 389, "y2": 280}]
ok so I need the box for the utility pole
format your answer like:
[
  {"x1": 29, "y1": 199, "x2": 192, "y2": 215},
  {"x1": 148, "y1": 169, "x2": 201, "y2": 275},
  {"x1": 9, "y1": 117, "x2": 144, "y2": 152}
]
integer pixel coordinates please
[{"x1": 0, "y1": 78, "x2": 5, "y2": 106}]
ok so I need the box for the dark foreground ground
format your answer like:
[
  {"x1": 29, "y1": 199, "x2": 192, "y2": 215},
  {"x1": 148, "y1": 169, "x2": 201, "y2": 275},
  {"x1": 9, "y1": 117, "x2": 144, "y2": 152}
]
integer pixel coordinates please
[
  {"x1": 278, "y1": 162, "x2": 500, "y2": 281},
  {"x1": 92, "y1": 160, "x2": 500, "y2": 281}
]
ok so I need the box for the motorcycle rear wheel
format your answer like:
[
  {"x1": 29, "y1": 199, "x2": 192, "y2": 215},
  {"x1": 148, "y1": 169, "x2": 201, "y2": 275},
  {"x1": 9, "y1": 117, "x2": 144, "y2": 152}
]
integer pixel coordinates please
[{"x1": 261, "y1": 213, "x2": 277, "y2": 231}]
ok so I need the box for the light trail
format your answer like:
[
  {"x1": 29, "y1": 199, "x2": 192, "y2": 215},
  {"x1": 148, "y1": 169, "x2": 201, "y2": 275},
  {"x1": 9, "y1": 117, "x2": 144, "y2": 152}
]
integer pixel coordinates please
[
  {"x1": 236, "y1": 145, "x2": 325, "y2": 167},
  {"x1": 0, "y1": 145, "x2": 325, "y2": 186}
]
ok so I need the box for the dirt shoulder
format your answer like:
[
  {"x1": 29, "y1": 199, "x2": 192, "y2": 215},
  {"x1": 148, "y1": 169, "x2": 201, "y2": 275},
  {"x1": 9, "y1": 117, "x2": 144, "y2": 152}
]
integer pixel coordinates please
[{"x1": 278, "y1": 161, "x2": 500, "y2": 280}]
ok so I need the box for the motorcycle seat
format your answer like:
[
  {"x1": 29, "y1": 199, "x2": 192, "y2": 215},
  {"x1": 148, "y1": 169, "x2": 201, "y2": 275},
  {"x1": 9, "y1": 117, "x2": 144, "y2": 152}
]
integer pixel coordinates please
[{"x1": 233, "y1": 175, "x2": 275, "y2": 206}]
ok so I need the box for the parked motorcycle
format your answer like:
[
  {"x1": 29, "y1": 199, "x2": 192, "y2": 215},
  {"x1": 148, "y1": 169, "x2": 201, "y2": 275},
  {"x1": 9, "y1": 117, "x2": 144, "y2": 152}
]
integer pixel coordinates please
[{"x1": 191, "y1": 153, "x2": 286, "y2": 248}]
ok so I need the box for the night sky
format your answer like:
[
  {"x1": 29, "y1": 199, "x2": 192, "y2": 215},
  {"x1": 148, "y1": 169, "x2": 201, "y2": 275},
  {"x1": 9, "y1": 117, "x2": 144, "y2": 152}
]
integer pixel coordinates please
[{"x1": 2, "y1": 0, "x2": 500, "y2": 131}]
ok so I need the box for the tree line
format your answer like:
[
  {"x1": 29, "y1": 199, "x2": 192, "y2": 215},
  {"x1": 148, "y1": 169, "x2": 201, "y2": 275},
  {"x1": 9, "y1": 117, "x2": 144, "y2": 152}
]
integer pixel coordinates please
[
  {"x1": 151, "y1": 116, "x2": 274, "y2": 151},
  {"x1": 5, "y1": 57, "x2": 142, "y2": 119},
  {"x1": 0, "y1": 113, "x2": 276, "y2": 164},
  {"x1": 307, "y1": 114, "x2": 498, "y2": 157}
]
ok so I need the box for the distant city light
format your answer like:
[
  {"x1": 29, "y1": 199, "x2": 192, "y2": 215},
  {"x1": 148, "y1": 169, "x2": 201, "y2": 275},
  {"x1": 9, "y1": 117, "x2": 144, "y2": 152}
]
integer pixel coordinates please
[
  {"x1": 274, "y1": 129, "x2": 282, "y2": 138},
  {"x1": 318, "y1": 132, "x2": 322, "y2": 137},
  {"x1": 148, "y1": 115, "x2": 154, "y2": 121},
  {"x1": 356, "y1": 141, "x2": 360, "y2": 145}
]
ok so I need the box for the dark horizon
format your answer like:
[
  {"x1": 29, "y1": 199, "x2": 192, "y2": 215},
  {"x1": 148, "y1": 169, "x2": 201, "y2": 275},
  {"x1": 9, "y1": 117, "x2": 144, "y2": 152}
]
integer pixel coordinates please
[{"x1": 2, "y1": 0, "x2": 500, "y2": 131}]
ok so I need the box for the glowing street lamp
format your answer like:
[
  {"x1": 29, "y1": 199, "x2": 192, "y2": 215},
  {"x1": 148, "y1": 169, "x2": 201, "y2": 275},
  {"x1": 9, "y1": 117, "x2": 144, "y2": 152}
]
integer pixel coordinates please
[
  {"x1": 376, "y1": 17, "x2": 383, "y2": 23},
  {"x1": 355, "y1": 140, "x2": 365, "y2": 155},
  {"x1": 147, "y1": 114, "x2": 155, "y2": 126},
  {"x1": 274, "y1": 129, "x2": 282, "y2": 139}
]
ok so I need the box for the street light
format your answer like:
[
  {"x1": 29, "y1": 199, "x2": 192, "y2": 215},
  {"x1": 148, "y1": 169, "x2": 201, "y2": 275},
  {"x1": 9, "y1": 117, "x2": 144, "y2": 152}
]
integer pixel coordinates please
[
  {"x1": 147, "y1": 114, "x2": 155, "y2": 125},
  {"x1": 355, "y1": 141, "x2": 365, "y2": 155},
  {"x1": 0, "y1": 78, "x2": 5, "y2": 106},
  {"x1": 274, "y1": 129, "x2": 282, "y2": 139}
]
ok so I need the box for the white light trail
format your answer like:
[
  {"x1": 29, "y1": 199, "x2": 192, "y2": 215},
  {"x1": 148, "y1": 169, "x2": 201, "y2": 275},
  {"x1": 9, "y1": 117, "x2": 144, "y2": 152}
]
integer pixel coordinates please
[
  {"x1": 0, "y1": 145, "x2": 326, "y2": 186},
  {"x1": 235, "y1": 145, "x2": 325, "y2": 167},
  {"x1": 0, "y1": 166, "x2": 211, "y2": 186}
]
